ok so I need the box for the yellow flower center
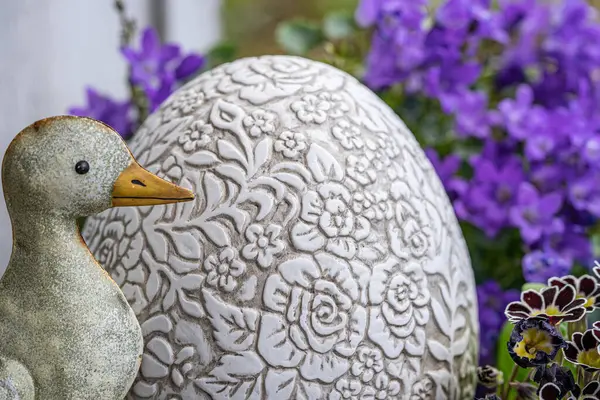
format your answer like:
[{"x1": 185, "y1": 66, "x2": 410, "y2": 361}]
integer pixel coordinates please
[
  {"x1": 531, "y1": 306, "x2": 562, "y2": 317},
  {"x1": 577, "y1": 294, "x2": 595, "y2": 308},
  {"x1": 577, "y1": 349, "x2": 600, "y2": 369},
  {"x1": 513, "y1": 328, "x2": 554, "y2": 360}
]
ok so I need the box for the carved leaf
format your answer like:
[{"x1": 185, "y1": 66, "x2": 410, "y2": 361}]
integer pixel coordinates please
[
  {"x1": 167, "y1": 230, "x2": 201, "y2": 260},
  {"x1": 265, "y1": 369, "x2": 297, "y2": 400},
  {"x1": 254, "y1": 137, "x2": 271, "y2": 170},
  {"x1": 178, "y1": 291, "x2": 205, "y2": 318},
  {"x1": 185, "y1": 150, "x2": 220, "y2": 167},
  {"x1": 431, "y1": 298, "x2": 451, "y2": 337},
  {"x1": 210, "y1": 99, "x2": 246, "y2": 131},
  {"x1": 141, "y1": 314, "x2": 173, "y2": 335},
  {"x1": 215, "y1": 164, "x2": 247, "y2": 187},
  {"x1": 204, "y1": 290, "x2": 259, "y2": 352},
  {"x1": 146, "y1": 270, "x2": 162, "y2": 303},
  {"x1": 272, "y1": 172, "x2": 306, "y2": 191},
  {"x1": 306, "y1": 143, "x2": 343, "y2": 182},
  {"x1": 244, "y1": 190, "x2": 275, "y2": 220},
  {"x1": 198, "y1": 220, "x2": 230, "y2": 247},
  {"x1": 203, "y1": 172, "x2": 224, "y2": 210},
  {"x1": 196, "y1": 351, "x2": 265, "y2": 400},
  {"x1": 428, "y1": 340, "x2": 451, "y2": 363},
  {"x1": 218, "y1": 139, "x2": 248, "y2": 166}
]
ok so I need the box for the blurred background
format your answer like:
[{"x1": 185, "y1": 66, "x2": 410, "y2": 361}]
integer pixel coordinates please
[{"x1": 0, "y1": 0, "x2": 356, "y2": 267}]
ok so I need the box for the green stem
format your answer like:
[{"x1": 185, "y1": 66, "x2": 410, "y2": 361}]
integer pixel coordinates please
[{"x1": 502, "y1": 365, "x2": 520, "y2": 400}]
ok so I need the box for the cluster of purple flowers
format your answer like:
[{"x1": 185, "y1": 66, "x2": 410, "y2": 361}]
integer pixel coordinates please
[
  {"x1": 70, "y1": 27, "x2": 204, "y2": 139},
  {"x1": 356, "y1": 0, "x2": 600, "y2": 275},
  {"x1": 477, "y1": 281, "x2": 519, "y2": 366}
]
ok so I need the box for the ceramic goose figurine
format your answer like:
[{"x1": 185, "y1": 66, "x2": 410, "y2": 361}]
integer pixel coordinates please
[{"x1": 0, "y1": 116, "x2": 194, "y2": 399}]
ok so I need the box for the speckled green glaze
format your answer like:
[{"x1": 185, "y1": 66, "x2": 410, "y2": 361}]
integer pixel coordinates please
[{"x1": 0, "y1": 116, "x2": 142, "y2": 399}]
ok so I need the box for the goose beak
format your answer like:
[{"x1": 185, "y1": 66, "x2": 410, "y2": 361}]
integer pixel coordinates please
[{"x1": 111, "y1": 162, "x2": 194, "y2": 207}]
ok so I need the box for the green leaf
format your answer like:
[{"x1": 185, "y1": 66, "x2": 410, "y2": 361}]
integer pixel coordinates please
[
  {"x1": 275, "y1": 20, "x2": 324, "y2": 55},
  {"x1": 496, "y1": 321, "x2": 529, "y2": 400},
  {"x1": 206, "y1": 41, "x2": 238, "y2": 68},
  {"x1": 521, "y1": 283, "x2": 545, "y2": 292},
  {"x1": 322, "y1": 11, "x2": 356, "y2": 40}
]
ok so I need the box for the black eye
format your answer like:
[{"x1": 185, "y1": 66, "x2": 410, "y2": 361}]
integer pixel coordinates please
[{"x1": 75, "y1": 160, "x2": 90, "y2": 175}]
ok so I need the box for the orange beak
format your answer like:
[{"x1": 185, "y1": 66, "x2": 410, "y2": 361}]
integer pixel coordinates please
[{"x1": 111, "y1": 162, "x2": 194, "y2": 207}]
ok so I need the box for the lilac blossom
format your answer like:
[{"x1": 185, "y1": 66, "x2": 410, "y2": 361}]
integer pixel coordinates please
[
  {"x1": 121, "y1": 27, "x2": 204, "y2": 110},
  {"x1": 68, "y1": 88, "x2": 133, "y2": 139},
  {"x1": 509, "y1": 182, "x2": 562, "y2": 244}
]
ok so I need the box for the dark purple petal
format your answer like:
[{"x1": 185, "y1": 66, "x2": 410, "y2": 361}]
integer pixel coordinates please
[
  {"x1": 175, "y1": 54, "x2": 205, "y2": 80},
  {"x1": 554, "y1": 285, "x2": 576, "y2": 310},
  {"x1": 581, "y1": 330, "x2": 598, "y2": 351},
  {"x1": 573, "y1": 332, "x2": 584, "y2": 350},
  {"x1": 563, "y1": 341, "x2": 579, "y2": 362},
  {"x1": 564, "y1": 306, "x2": 586, "y2": 323},
  {"x1": 542, "y1": 286, "x2": 559, "y2": 309},
  {"x1": 579, "y1": 276, "x2": 598, "y2": 296},
  {"x1": 522, "y1": 290, "x2": 544, "y2": 310}
]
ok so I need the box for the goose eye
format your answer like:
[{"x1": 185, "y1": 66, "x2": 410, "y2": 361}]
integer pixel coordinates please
[{"x1": 75, "y1": 160, "x2": 90, "y2": 175}]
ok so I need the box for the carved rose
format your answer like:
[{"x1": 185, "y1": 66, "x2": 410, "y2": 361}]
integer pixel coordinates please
[
  {"x1": 369, "y1": 260, "x2": 430, "y2": 358},
  {"x1": 243, "y1": 109, "x2": 277, "y2": 137},
  {"x1": 203, "y1": 247, "x2": 246, "y2": 292},
  {"x1": 332, "y1": 120, "x2": 363, "y2": 150},
  {"x1": 241, "y1": 223, "x2": 285, "y2": 268},
  {"x1": 291, "y1": 183, "x2": 371, "y2": 259},
  {"x1": 351, "y1": 346, "x2": 384, "y2": 382},
  {"x1": 259, "y1": 256, "x2": 367, "y2": 383},
  {"x1": 178, "y1": 120, "x2": 213, "y2": 153},
  {"x1": 274, "y1": 130, "x2": 307, "y2": 158}
]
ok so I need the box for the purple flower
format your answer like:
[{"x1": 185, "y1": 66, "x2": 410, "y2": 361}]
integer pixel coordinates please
[
  {"x1": 441, "y1": 90, "x2": 492, "y2": 138},
  {"x1": 542, "y1": 219, "x2": 593, "y2": 266},
  {"x1": 569, "y1": 172, "x2": 600, "y2": 217},
  {"x1": 522, "y1": 250, "x2": 571, "y2": 283},
  {"x1": 68, "y1": 88, "x2": 133, "y2": 139},
  {"x1": 121, "y1": 27, "x2": 204, "y2": 110},
  {"x1": 477, "y1": 280, "x2": 519, "y2": 366},
  {"x1": 425, "y1": 148, "x2": 465, "y2": 199},
  {"x1": 509, "y1": 182, "x2": 562, "y2": 244},
  {"x1": 454, "y1": 155, "x2": 524, "y2": 237}
]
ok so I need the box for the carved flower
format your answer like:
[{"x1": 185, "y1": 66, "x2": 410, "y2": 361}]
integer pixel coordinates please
[
  {"x1": 361, "y1": 373, "x2": 402, "y2": 399},
  {"x1": 178, "y1": 120, "x2": 213, "y2": 153},
  {"x1": 203, "y1": 247, "x2": 246, "y2": 292},
  {"x1": 376, "y1": 132, "x2": 401, "y2": 159},
  {"x1": 410, "y1": 378, "x2": 434, "y2": 400},
  {"x1": 369, "y1": 260, "x2": 430, "y2": 358},
  {"x1": 291, "y1": 92, "x2": 348, "y2": 124},
  {"x1": 353, "y1": 192, "x2": 394, "y2": 221},
  {"x1": 329, "y1": 379, "x2": 363, "y2": 400},
  {"x1": 86, "y1": 208, "x2": 147, "y2": 314},
  {"x1": 243, "y1": 109, "x2": 276, "y2": 137},
  {"x1": 163, "y1": 87, "x2": 204, "y2": 121},
  {"x1": 241, "y1": 223, "x2": 285, "y2": 268},
  {"x1": 365, "y1": 138, "x2": 391, "y2": 171},
  {"x1": 222, "y1": 57, "x2": 325, "y2": 104},
  {"x1": 351, "y1": 346, "x2": 384, "y2": 383},
  {"x1": 388, "y1": 197, "x2": 434, "y2": 260},
  {"x1": 161, "y1": 155, "x2": 183, "y2": 182},
  {"x1": 291, "y1": 182, "x2": 371, "y2": 259},
  {"x1": 259, "y1": 255, "x2": 367, "y2": 383},
  {"x1": 138, "y1": 337, "x2": 196, "y2": 392},
  {"x1": 274, "y1": 130, "x2": 307, "y2": 158},
  {"x1": 347, "y1": 155, "x2": 377, "y2": 186},
  {"x1": 332, "y1": 120, "x2": 363, "y2": 150}
]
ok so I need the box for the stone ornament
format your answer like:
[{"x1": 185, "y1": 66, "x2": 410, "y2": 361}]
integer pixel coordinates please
[{"x1": 83, "y1": 55, "x2": 478, "y2": 399}]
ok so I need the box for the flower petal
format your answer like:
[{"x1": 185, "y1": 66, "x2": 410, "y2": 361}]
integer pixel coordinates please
[{"x1": 522, "y1": 290, "x2": 544, "y2": 310}]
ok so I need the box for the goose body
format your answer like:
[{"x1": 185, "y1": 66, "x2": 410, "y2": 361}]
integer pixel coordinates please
[{"x1": 0, "y1": 116, "x2": 193, "y2": 399}]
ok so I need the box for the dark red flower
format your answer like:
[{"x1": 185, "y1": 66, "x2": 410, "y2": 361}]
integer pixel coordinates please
[
  {"x1": 549, "y1": 275, "x2": 600, "y2": 311},
  {"x1": 505, "y1": 285, "x2": 586, "y2": 324},
  {"x1": 564, "y1": 330, "x2": 600, "y2": 372}
]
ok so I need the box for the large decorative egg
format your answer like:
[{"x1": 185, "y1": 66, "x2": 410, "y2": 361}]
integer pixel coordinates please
[{"x1": 83, "y1": 55, "x2": 478, "y2": 399}]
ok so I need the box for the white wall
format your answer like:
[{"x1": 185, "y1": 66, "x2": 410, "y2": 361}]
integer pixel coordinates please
[{"x1": 0, "y1": 0, "x2": 221, "y2": 273}]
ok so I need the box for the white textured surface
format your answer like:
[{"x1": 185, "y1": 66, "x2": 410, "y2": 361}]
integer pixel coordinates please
[
  {"x1": 83, "y1": 55, "x2": 479, "y2": 399},
  {"x1": 0, "y1": 1, "x2": 221, "y2": 271}
]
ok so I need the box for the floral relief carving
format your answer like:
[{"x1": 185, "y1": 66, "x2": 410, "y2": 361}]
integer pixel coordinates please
[{"x1": 82, "y1": 55, "x2": 477, "y2": 399}]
